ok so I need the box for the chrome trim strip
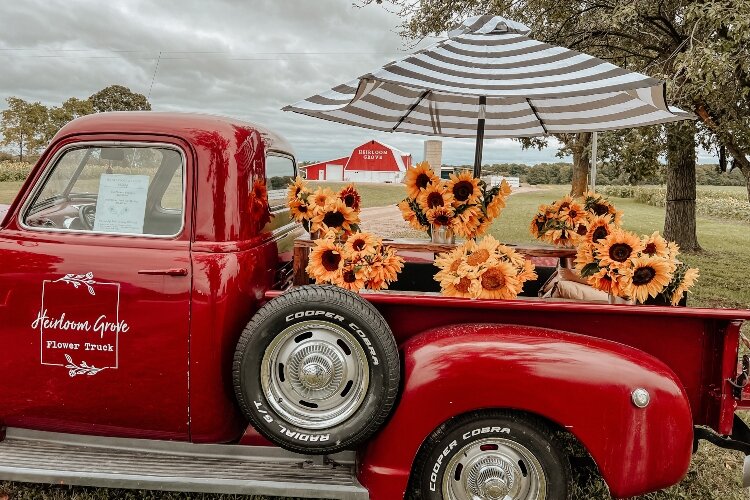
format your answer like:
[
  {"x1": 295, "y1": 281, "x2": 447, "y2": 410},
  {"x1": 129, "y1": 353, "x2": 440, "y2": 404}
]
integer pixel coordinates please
[{"x1": 18, "y1": 141, "x2": 187, "y2": 240}]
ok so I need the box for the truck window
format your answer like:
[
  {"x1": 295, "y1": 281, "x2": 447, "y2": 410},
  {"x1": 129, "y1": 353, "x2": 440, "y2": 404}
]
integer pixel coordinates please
[
  {"x1": 23, "y1": 144, "x2": 185, "y2": 237},
  {"x1": 265, "y1": 155, "x2": 295, "y2": 211}
]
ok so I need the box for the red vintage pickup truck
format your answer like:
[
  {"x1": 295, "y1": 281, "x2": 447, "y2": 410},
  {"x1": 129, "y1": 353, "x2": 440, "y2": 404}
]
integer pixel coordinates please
[{"x1": 1, "y1": 112, "x2": 750, "y2": 500}]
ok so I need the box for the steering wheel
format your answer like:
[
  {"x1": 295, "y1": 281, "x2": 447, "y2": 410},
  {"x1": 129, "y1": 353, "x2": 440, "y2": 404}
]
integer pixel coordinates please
[{"x1": 78, "y1": 204, "x2": 96, "y2": 230}]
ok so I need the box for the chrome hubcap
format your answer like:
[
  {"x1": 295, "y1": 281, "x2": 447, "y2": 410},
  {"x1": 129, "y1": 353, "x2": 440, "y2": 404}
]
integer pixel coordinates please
[
  {"x1": 443, "y1": 437, "x2": 546, "y2": 500},
  {"x1": 261, "y1": 320, "x2": 369, "y2": 429}
]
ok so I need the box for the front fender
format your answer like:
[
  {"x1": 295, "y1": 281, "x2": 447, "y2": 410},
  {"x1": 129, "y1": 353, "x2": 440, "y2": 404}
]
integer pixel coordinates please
[{"x1": 358, "y1": 324, "x2": 693, "y2": 500}]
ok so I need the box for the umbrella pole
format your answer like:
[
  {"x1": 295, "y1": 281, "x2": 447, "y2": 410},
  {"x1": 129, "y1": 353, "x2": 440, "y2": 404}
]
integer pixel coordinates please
[
  {"x1": 473, "y1": 96, "x2": 487, "y2": 178},
  {"x1": 591, "y1": 131, "x2": 598, "y2": 192}
]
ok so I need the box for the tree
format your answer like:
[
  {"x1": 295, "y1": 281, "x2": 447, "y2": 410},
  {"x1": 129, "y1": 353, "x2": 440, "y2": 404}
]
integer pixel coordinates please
[
  {"x1": 597, "y1": 126, "x2": 664, "y2": 185},
  {"x1": 89, "y1": 85, "x2": 151, "y2": 113},
  {"x1": 45, "y1": 97, "x2": 94, "y2": 143},
  {"x1": 665, "y1": 121, "x2": 701, "y2": 251},
  {"x1": 0, "y1": 97, "x2": 49, "y2": 161}
]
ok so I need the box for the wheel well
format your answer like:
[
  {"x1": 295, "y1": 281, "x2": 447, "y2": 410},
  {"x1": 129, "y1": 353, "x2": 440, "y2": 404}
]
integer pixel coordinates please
[{"x1": 405, "y1": 407, "x2": 599, "y2": 495}]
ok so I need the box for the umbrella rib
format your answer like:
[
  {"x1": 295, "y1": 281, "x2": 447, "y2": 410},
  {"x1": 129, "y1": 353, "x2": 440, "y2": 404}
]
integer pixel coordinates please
[
  {"x1": 526, "y1": 98, "x2": 548, "y2": 134},
  {"x1": 392, "y1": 89, "x2": 431, "y2": 132}
]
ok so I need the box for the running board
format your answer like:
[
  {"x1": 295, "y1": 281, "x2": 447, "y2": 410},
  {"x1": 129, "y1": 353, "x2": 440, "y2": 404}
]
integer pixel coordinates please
[{"x1": 0, "y1": 428, "x2": 368, "y2": 500}]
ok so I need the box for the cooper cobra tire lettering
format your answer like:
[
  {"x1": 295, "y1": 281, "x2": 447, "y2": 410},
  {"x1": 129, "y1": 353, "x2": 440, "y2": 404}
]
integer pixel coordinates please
[
  {"x1": 413, "y1": 411, "x2": 571, "y2": 500},
  {"x1": 233, "y1": 285, "x2": 399, "y2": 454}
]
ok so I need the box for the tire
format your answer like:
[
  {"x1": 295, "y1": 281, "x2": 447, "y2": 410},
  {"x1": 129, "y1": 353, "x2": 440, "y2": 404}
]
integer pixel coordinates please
[
  {"x1": 233, "y1": 285, "x2": 400, "y2": 454},
  {"x1": 410, "y1": 411, "x2": 571, "y2": 500}
]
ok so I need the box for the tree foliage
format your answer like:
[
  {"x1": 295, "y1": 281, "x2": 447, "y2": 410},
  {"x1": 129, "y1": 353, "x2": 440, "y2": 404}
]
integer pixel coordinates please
[
  {"x1": 1, "y1": 85, "x2": 151, "y2": 160},
  {"x1": 0, "y1": 97, "x2": 49, "y2": 162},
  {"x1": 89, "y1": 85, "x2": 151, "y2": 113}
]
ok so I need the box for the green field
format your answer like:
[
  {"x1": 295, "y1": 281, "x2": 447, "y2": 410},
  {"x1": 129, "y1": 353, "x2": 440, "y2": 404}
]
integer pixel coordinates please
[{"x1": 1, "y1": 181, "x2": 749, "y2": 499}]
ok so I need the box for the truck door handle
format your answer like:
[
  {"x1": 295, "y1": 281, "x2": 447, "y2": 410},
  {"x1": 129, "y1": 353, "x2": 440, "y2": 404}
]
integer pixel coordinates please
[{"x1": 138, "y1": 268, "x2": 188, "y2": 277}]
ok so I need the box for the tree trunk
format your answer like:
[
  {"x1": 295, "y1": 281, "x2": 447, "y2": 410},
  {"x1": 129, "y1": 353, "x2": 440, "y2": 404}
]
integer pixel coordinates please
[
  {"x1": 664, "y1": 121, "x2": 701, "y2": 252},
  {"x1": 569, "y1": 132, "x2": 591, "y2": 197},
  {"x1": 735, "y1": 161, "x2": 750, "y2": 203},
  {"x1": 19, "y1": 133, "x2": 23, "y2": 163}
]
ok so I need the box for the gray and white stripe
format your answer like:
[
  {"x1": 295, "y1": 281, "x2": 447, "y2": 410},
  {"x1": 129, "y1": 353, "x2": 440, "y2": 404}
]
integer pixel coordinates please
[{"x1": 284, "y1": 15, "x2": 691, "y2": 139}]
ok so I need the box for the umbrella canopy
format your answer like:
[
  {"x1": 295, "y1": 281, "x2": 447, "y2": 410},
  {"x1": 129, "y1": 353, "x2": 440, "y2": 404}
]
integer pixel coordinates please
[{"x1": 284, "y1": 15, "x2": 691, "y2": 174}]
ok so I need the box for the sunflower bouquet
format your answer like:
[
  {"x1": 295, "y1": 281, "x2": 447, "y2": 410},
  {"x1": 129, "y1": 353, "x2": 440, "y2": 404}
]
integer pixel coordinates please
[
  {"x1": 306, "y1": 231, "x2": 404, "y2": 292},
  {"x1": 434, "y1": 235, "x2": 537, "y2": 299},
  {"x1": 287, "y1": 177, "x2": 361, "y2": 238},
  {"x1": 530, "y1": 192, "x2": 623, "y2": 247},
  {"x1": 398, "y1": 162, "x2": 512, "y2": 240},
  {"x1": 574, "y1": 228, "x2": 699, "y2": 304}
]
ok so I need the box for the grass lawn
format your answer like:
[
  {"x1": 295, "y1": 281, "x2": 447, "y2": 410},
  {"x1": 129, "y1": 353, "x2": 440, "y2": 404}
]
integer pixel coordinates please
[{"x1": 1, "y1": 181, "x2": 749, "y2": 499}]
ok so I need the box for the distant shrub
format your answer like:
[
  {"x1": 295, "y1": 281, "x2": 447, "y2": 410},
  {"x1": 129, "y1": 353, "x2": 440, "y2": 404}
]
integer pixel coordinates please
[
  {"x1": 0, "y1": 161, "x2": 33, "y2": 182},
  {"x1": 601, "y1": 185, "x2": 749, "y2": 223}
]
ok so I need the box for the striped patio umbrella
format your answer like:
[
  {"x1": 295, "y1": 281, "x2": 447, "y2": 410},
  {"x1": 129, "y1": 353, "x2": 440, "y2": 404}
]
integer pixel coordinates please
[{"x1": 284, "y1": 15, "x2": 691, "y2": 177}]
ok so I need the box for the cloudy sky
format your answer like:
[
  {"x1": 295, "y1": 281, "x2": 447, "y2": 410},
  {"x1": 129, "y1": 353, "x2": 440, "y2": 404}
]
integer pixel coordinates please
[{"x1": 1, "y1": 0, "x2": 716, "y2": 164}]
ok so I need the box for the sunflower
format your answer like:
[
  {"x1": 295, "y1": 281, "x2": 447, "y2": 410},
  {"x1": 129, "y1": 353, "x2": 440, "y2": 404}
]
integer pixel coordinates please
[
  {"x1": 427, "y1": 205, "x2": 456, "y2": 228},
  {"x1": 344, "y1": 232, "x2": 377, "y2": 258},
  {"x1": 485, "y1": 182, "x2": 509, "y2": 218},
  {"x1": 404, "y1": 161, "x2": 439, "y2": 199},
  {"x1": 496, "y1": 244, "x2": 527, "y2": 268},
  {"x1": 667, "y1": 241, "x2": 680, "y2": 260},
  {"x1": 621, "y1": 256, "x2": 674, "y2": 303},
  {"x1": 441, "y1": 276, "x2": 475, "y2": 298},
  {"x1": 671, "y1": 266, "x2": 699, "y2": 305},
  {"x1": 311, "y1": 198, "x2": 359, "y2": 234},
  {"x1": 529, "y1": 210, "x2": 548, "y2": 239},
  {"x1": 398, "y1": 199, "x2": 425, "y2": 230},
  {"x1": 307, "y1": 238, "x2": 344, "y2": 282},
  {"x1": 476, "y1": 261, "x2": 521, "y2": 300},
  {"x1": 434, "y1": 246, "x2": 468, "y2": 283},
  {"x1": 288, "y1": 198, "x2": 311, "y2": 222},
  {"x1": 499, "y1": 179, "x2": 512, "y2": 197},
  {"x1": 587, "y1": 268, "x2": 627, "y2": 297},
  {"x1": 464, "y1": 236, "x2": 499, "y2": 267},
  {"x1": 558, "y1": 200, "x2": 587, "y2": 227},
  {"x1": 447, "y1": 170, "x2": 481, "y2": 205},
  {"x1": 377, "y1": 248, "x2": 404, "y2": 285},
  {"x1": 549, "y1": 228, "x2": 576, "y2": 247},
  {"x1": 553, "y1": 195, "x2": 575, "y2": 212},
  {"x1": 309, "y1": 187, "x2": 334, "y2": 212},
  {"x1": 417, "y1": 182, "x2": 453, "y2": 212},
  {"x1": 287, "y1": 176, "x2": 307, "y2": 203},
  {"x1": 337, "y1": 264, "x2": 368, "y2": 291},
  {"x1": 640, "y1": 231, "x2": 670, "y2": 259},
  {"x1": 586, "y1": 214, "x2": 615, "y2": 244},
  {"x1": 517, "y1": 258, "x2": 538, "y2": 283},
  {"x1": 595, "y1": 228, "x2": 643, "y2": 269},
  {"x1": 338, "y1": 184, "x2": 361, "y2": 211},
  {"x1": 574, "y1": 243, "x2": 597, "y2": 275}
]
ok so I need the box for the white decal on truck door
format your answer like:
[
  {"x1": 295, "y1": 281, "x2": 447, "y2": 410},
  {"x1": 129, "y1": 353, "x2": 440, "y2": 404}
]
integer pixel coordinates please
[{"x1": 30, "y1": 272, "x2": 129, "y2": 377}]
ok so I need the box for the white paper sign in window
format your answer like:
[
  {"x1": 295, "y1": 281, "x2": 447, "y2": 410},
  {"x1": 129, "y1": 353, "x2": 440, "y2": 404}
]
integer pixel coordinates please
[{"x1": 93, "y1": 174, "x2": 149, "y2": 234}]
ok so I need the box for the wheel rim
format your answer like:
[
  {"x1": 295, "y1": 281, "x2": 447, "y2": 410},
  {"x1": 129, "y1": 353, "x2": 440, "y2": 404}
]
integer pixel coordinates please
[
  {"x1": 260, "y1": 320, "x2": 370, "y2": 430},
  {"x1": 443, "y1": 437, "x2": 547, "y2": 500}
]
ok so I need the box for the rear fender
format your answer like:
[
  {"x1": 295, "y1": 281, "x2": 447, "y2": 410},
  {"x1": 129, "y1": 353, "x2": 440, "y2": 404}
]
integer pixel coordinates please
[{"x1": 358, "y1": 324, "x2": 693, "y2": 500}]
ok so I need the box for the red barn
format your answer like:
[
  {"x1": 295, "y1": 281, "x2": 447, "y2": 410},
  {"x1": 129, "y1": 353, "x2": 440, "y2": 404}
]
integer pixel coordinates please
[{"x1": 301, "y1": 140, "x2": 411, "y2": 183}]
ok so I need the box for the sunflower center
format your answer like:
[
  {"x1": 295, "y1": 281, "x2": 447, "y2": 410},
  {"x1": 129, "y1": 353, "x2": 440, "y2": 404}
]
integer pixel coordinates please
[
  {"x1": 352, "y1": 238, "x2": 366, "y2": 251},
  {"x1": 569, "y1": 209, "x2": 578, "y2": 219},
  {"x1": 454, "y1": 277, "x2": 472, "y2": 293},
  {"x1": 466, "y1": 249, "x2": 490, "y2": 266},
  {"x1": 592, "y1": 203, "x2": 609, "y2": 216},
  {"x1": 576, "y1": 223, "x2": 588, "y2": 236},
  {"x1": 452, "y1": 180, "x2": 474, "y2": 202},
  {"x1": 632, "y1": 266, "x2": 656, "y2": 285},
  {"x1": 416, "y1": 173, "x2": 431, "y2": 190},
  {"x1": 609, "y1": 243, "x2": 633, "y2": 262},
  {"x1": 592, "y1": 226, "x2": 609, "y2": 242},
  {"x1": 322, "y1": 211, "x2": 345, "y2": 228},
  {"x1": 342, "y1": 270, "x2": 357, "y2": 283},
  {"x1": 643, "y1": 243, "x2": 657, "y2": 255},
  {"x1": 342, "y1": 193, "x2": 356, "y2": 208},
  {"x1": 299, "y1": 205, "x2": 308, "y2": 213},
  {"x1": 449, "y1": 259, "x2": 462, "y2": 272},
  {"x1": 426, "y1": 192, "x2": 445, "y2": 208},
  {"x1": 481, "y1": 268, "x2": 506, "y2": 290},
  {"x1": 321, "y1": 250, "x2": 341, "y2": 272},
  {"x1": 434, "y1": 214, "x2": 451, "y2": 226}
]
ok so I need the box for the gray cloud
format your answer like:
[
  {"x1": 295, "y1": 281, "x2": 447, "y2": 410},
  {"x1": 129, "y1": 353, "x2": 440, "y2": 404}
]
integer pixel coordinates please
[{"x1": 0, "y1": 0, "x2": 716, "y2": 165}]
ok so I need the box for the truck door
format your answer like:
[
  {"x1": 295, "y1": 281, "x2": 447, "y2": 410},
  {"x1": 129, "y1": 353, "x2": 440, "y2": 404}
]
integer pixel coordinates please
[{"x1": 0, "y1": 141, "x2": 192, "y2": 440}]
